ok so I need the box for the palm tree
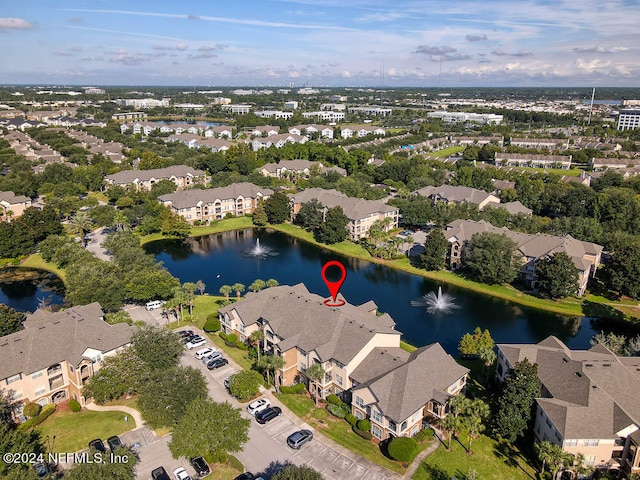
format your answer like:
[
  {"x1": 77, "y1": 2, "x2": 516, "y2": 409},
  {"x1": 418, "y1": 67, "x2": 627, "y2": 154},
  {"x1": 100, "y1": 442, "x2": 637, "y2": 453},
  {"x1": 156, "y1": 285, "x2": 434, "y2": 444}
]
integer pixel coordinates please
[
  {"x1": 478, "y1": 346, "x2": 497, "y2": 383},
  {"x1": 69, "y1": 212, "x2": 94, "y2": 247},
  {"x1": 266, "y1": 278, "x2": 279, "y2": 288},
  {"x1": 536, "y1": 441, "x2": 564, "y2": 477},
  {"x1": 463, "y1": 398, "x2": 490, "y2": 453},
  {"x1": 113, "y1": 210, "x2": 129, "y2": 231},
  {"x1": 182, "y1": 282, "x2": 197, "y2": 317},
  {"x1": 219, "y1": 285, "x2": 232, "y2": 301},
  {"x1": 195, "y1": 280, "x2": 206, "y2": 296},
  {"x1": 5, "y1": 210, "x2": 13, "y2": 222},
  {"x1": 249, "y1": 330, "x2": 264, "y2": 361},
  {"x1": 440, "y1": 413, "x2": 461, "y2": 450},
  {"x1": 232, "y1": 283, "x2": 245, "y2": 299},
  {"x1": 172, "y1": 286, "x2": 187, "y2": 323},
  {"x1": 249, "y1": 279, "x2": 266, "y2": 292},
  {"x1": 306, "y1": 363, "x2": 326, "y2": 406},
  {"x1": 267, "y1": 354, "x2": 285, "y2": 391}
]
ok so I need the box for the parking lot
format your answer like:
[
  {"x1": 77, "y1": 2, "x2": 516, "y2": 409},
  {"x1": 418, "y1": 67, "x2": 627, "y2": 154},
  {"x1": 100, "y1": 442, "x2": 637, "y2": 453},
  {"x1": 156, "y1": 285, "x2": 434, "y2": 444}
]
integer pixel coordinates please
[{"x1": 122, "y1": 314, "x2": 399, "y2": 479}]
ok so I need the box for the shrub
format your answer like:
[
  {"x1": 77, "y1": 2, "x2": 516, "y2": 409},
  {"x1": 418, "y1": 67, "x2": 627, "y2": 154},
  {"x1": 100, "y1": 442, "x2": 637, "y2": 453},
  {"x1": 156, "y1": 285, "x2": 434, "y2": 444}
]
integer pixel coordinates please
[
  {"x1": 414, "y1": 428, "x2": 435, "y2": 443},
  {"x1": 327, "y1": 403, "x2": 347, "y2": 418},
  {"x1": 388, "y1": 436, "x2": 418, "y2": 463},
  {"x1": 236, "y1": 341, "x2": 248, "y2": 350},
  {"x1": 228, "y1": 370, "x2": 263, "y2": 400},
  {"x1": 353, "y1": 427, "x2": 373, "y2": 440},
  {"x1": 279, "y1": 383, "x2": 306, "y2": 394},
  {"x1": 356, "y1": 419, "x2": 371, "y2": 432},
  {"x1": 326, "y1": 394, "x2": 343, "y2": 406},
  {"x1": 18, "y1": 403, "x2": 56, "y2": 431},
  {"x1": 203, "y1": 316, "x2": 220, "y2": 332},
  {"x1": 69, "y1": 399, "x2": 82, "y2": 413},
  {"x1": 346, "y1": 413, "x2": 358, "y2": 426},
  {"x1": 219, "y1": 331, "x2": 227, "y2": 341},
  {"x1": 227, "y1": 455, "x2": 243, "y2": 472},
  {"x1": 225, "y1": 333, "x2": 238, "y2": 347},
  {"x1": 23, "y1": 403, "x2": 41, "y2": 418}
]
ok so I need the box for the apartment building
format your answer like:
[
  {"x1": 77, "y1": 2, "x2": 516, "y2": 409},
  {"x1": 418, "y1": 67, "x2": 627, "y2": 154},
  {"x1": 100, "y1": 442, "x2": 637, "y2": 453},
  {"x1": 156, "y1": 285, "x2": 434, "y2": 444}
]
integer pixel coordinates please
[
  {"x1": 496, "y1": 336, "x2": 640, "y2": 475},
  {"x1": 158, "y1": 182, "x2": 273, "y2": 223},
  {"x1": 0, "y1": 303, "x2": 134, "y2": 416},
  {"x1": 414, "y1": 185, "x2": 500, "y2": 211},
  {"x1": 0, "y1": 191, "x2": 32, "y2": 221},
  {"x1": 104, "y1": 166, "x2": 209, "y2": 192},
  {"x1": 617, "y1": 109, "x2": 640, "y2": 131},
  {"x1": 289, "y1": 188, "x2": 399, "y2": 240},
  {"x1": 258, "y1": 160, "x2": 346, "y2": 179},
  {"x1": 494, "y1": 152, "x2": 573, "y2": 169},
  {"x1": 218, "y1": 283, "x2": 468, "y2": 441}
]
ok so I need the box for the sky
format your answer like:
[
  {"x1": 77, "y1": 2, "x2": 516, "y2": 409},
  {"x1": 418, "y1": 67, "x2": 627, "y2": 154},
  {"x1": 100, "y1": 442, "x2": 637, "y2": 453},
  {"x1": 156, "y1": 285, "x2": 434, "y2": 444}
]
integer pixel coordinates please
[{"x1": 1, "y1": 0, "x2": 639, "y2": 87}]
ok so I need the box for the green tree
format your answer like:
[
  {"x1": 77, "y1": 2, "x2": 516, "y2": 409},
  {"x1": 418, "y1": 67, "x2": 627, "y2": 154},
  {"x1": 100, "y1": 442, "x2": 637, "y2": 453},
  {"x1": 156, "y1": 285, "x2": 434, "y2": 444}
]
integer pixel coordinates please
[
  {"x1": 458, "y1": 327, "x2": 494, "y2": 357},
  {"x1": 252, "y1": 198, "x2": 268, "y2": 227},
  {"x1": 249, "y1": 329, "x2": 264, "y2": 361},
  {"x1": 232, "y1": 283, "x2": 245, "y2": 299},
  {"x1": 462, "y1": 398, "x2": 490, "y2": 453},
  {"x1": 590, "y1": 331, "x2": 627, "y2": 356},
  {"x1": 440, "y1": 412, "x2": 462, "y2": 450},
  {"x1": 495, "y1": 359, "x2": 541, "y2": 442},
  {"x1": 266, "y1": 278, "x2": 279, "y2": 288},
  {"x1": 169, "y1": 398, "x2": 250, "y2": 461},
  {"x1": 264, "y1": 191, "x2": 291, "y2": 224},
  {"x1": 182, "y1": 282, "x2": 197, "y2": 317},
  {"x1": 0, "y1": 421, "x2": 45, "y2": 478},
  {"x1": 272, "y1": 464, "x2": 324, "y2": 480},
  {"x1": 249, "y1": 279, "x2": 266, "y2": 292},
  {"x1": 138, "y1": 366, "x2": 208, "y2": 428},
  {"x1": 68, "y1": 211, "x2": 94, "y2": 246},
  {"x1": 605, "y1": 244, "x2": 640, "y2": 299},
  {"x1": 0, "y1": 304, "x2": 25, "y2": 337},
  {"x1": 257, "y1": 354, "x2": 285, "y2": 388},
  {"x1": 161, "y1": 212, "x2": 191, "y2": 239},
  {"x1": 82, "y1": 348, "x2": 147, "y2": 403},
  {"x1": 314, "y1": 206, "x2": 349, "y2": 245},
  {"x1": 228, "y1": 370, "x2": 263, "y2": 400},
  {"x1": 295, "y1": 199, "x2": 324, "y2": 231},
  {"x1": 132, "y1": 325, "x2": 184, "y2": 371},
  {"x1": 196, "y1": 280, "x2": 206, "y2": 296},
  {"x1": 420, "y1": 229, "x2": 449, "y2": 271},
  {"x1": 464, "y1": 232, "x2": 522, "y2": 285},
  {"x1": 535, "y1": 252, "x2": 580, "y2": 298},
  {"x1": 306, "y1": 363, "x2": 326, "y2": 406},
  {"x1": 219, "y1": 285, "x2": 233, "y2": 300},
  {"x1": 63, "y1": 447, "x2": 138, "y2": 480}
]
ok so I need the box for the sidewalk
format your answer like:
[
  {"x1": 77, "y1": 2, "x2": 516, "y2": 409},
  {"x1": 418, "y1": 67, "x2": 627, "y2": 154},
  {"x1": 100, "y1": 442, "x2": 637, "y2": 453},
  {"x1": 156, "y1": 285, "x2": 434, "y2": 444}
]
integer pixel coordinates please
[
  {"x1": 85, "y1": 401, "x2": 145, "y2": 428},
  {"x1": 403, "y1": 429, "x2": 443, "y2": 479}
]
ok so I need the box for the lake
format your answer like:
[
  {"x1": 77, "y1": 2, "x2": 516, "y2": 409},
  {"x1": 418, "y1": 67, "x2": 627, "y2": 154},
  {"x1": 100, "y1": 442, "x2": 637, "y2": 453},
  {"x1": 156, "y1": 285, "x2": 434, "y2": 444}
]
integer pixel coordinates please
[
  {"x1": 0, "y1": 268, "x2": 65, "y2": 312},
  {"x1": 145, "y1": 228, "x2": 602, "y2": 353}
]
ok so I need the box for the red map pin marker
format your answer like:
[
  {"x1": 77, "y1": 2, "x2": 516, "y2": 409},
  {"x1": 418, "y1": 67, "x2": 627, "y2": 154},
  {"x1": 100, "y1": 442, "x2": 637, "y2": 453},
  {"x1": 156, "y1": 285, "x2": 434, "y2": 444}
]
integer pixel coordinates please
[{"x1": 321, "y1": 260, "x2": 346, "y2": 307}]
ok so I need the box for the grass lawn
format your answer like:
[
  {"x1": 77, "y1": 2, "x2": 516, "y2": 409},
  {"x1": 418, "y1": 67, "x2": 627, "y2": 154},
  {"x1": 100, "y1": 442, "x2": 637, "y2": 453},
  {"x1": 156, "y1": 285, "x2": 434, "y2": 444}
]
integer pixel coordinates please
[
  {"x1": 35, "y1": 409, "x2": 136, "y2": 453},
  {"x1": 412, "y1": 431, "x2": 537, "y2": 480},
  {"x1": 140, "y1": 216, "x2": 254, "y2": 245},
  {"x1": 429, "y1": 146, "x2": 465, "y2": 158},
  {"x1": 20, "y1": 254, "x2": 67, "y2": 283},
  {"x1": 204, "y1": 464, "x2": 243, "y2": 480},
  {"x1": 276, "y1": 394, "x2": 409, "y2": 474}
]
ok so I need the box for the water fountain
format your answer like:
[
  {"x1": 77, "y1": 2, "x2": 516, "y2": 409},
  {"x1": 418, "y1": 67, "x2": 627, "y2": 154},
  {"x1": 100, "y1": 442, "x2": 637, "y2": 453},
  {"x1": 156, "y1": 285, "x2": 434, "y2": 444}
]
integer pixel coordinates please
[
  {"x1": 411, "y1": 286, "x2": 459, "y2": 314},
  {"x1": 244, "y1": 238, "x2": 278, "y2": 260}
]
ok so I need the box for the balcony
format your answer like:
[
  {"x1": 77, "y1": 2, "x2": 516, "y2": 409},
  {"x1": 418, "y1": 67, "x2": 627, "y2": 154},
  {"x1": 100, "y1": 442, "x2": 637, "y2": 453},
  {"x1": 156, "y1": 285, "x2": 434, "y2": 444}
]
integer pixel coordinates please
[
  {"x1": 48, "y1": 374, "x2": 64, "y2": 390},
  {"x1": 47, "y1": 364, "x2": 62, "y2": 376}
]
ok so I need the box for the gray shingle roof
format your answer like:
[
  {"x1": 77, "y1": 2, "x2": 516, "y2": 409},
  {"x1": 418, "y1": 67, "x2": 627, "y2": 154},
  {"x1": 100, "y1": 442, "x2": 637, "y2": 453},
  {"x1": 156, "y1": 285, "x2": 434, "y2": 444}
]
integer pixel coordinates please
[
  {"x1": 105, "y1": 165, "x2": 206, "y2": 184},
  {"x1": 0, "y1": 303, "x2": 134, "y2": 380},
  {"x1": 289, "y1": 188, "x2": 397, "y2": 221},
  {"x1": 414, "y1": 185, "x2": 497, "y2": 206},
  {"x1": 353, "y1": 343, "x2": 469, "y2": 423},
  {"x1": 159, "y1": 183, "x2": 273, "y2": 209},
  {"x1": 219, "y1": 284, "x2": 399, "y2": 365},
  {"x1": 0, "y1": 191, "x2": 31, "y2": 204}
]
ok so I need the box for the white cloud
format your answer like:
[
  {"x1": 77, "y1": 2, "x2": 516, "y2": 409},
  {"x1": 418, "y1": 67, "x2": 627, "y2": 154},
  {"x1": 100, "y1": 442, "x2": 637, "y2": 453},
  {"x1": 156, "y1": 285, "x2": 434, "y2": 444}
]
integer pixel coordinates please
[
  {"x1": 0, "y1": 17, "x2": 33, "y2": 30},
  {"x1": 176, "y1": 43, "x2": 188, "y2": 51}
]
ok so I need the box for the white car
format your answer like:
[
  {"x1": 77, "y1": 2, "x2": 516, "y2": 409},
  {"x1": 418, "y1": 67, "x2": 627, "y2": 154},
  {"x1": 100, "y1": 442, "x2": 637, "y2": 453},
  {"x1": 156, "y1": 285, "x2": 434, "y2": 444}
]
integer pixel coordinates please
[
  {"x1": 172, "y1": 467, "x2": 192, "y2": 480},
  {"x1": 246, "y1": 397, "x2": 271, "y2": 416},
  {"x1": 201, "y1": 350, "x2": 223, "y2": 363},
  {"x1": 194, "y1": 347, "x2": 216, "y2": 360},
  {"x1": 185, "y1": 337, "x2": 207, "y2": 350}
]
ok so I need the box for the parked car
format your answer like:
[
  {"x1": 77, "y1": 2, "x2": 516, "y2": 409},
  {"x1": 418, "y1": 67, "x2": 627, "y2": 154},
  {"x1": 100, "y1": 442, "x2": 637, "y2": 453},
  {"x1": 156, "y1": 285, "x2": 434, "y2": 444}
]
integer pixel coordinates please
[
  {"x1": 173, "y1": 467, "x2": 192, "y2": 480},
  {"x1": 233, "y1": 474, "x2": 264, "y2": 480},
  {"x1": 146, "y1": 300, "x2": 165, "y2": 311},
  {"x1": 189, "y1": 457, "x2": 210, "y2": 478},
  {"x1": 88, "y1": 438, "x2": 106, "y2": 453},
  {"x1": 287, "y1": 429, "x2": 313, "y2": 449},
  {"x1": 255, "y1": 406, "x2": 282, "y2": 424},
  {"x1": 151, "y1": 467, "x2": 171, "y2": 480},
  {"x1": 33, "y1": 462, "x2": 54, "y2": 478},
  {"x1": 194, "y1": 347, "x2": 216, "y2": 360},
  {"x1": 207, "y1": 357, "x2": 229, "y2": 370},
  {"x1": 246, "y1": 398, "x2": 271, "y2": 416},
  {"x1": 201, "y1": 351, "x2": 223, "y2": 363},
  {"x1": 177, "y1": 329, "x2": 194, "y2": 338},
  {"x1": 107, "y1": 435, "x2": 122, "y2": 451},
  {"x1": 185, "y1": 337, "x2": 207, "y2": 350},
  {"x1": 181, "y1": 334, "x2": 199, "y2": 344}
]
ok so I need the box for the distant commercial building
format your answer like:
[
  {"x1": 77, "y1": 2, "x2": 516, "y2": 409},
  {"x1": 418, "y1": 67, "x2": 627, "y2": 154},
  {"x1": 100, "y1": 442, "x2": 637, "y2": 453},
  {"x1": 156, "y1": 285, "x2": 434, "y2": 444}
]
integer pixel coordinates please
[
  {"x1": 111, "y1": 112, "x2": 147, "y2": 121},
  {"x1": 254, "y1": 110, "x2": 294, "y2": 120},
  {"x1": 284, "y1": 101, "x2": 299, "y2": 110},
  {"x1": 82, "y1": 87, "x2": 105, "y2": 95},
  {"x1": 348, "y1": 106, "x2": 393, "y2": 117},
  {"x1": 617, "y1": 109, "x2": 640, "y2": 131},
  {"x1": 221, "y1": 104, "x2": 252, "y2": 114},
  {"x1": 115, "y1": 98, "x2": 170, "y2": 108},
  {"x1": 427, "y1": 111, "x2": 503, "y2": 125}
]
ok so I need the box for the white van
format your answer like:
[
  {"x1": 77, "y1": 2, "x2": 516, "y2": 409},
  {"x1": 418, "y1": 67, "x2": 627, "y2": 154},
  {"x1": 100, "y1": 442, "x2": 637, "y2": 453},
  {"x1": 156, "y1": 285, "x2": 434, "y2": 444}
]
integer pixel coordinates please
[{"x1": 145, "y1": 300, "x2": 164, "y2": 311}]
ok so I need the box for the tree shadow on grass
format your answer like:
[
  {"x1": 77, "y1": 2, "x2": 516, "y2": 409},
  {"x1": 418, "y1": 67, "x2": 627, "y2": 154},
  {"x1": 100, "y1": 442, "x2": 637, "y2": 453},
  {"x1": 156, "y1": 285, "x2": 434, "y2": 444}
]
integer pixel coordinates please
[
  {"x1": 255, "y1": 460, "x2": 293, "y2": 480},
  {"x1": 582, "y1": 300, "x2": 627, "y2": 322},
  {"x1": 492, "y1": 438, "x2": 537, "y2": 480},
  {"x1": 415, "y1": 463, "x2": 450, "y2": 480}
]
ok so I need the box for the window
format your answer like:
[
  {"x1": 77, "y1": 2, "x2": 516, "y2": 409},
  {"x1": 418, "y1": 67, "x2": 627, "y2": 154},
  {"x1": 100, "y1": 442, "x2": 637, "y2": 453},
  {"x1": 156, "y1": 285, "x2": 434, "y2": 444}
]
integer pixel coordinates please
[
  {"x1": 585, "y1": 456, "x2": 596, "y2": 466},
  {"x1": 335, "y1": 374, "x2": 343, "y2": 386},
  {"x1": 34, "y1": 386, "x2": 46, "y2": 396},
  {"x1": 388, "y1": 421, "x2": 397, "y2": 433},
  {"x1": 31, "y1": 371, "x2": 43, "y2": 380},
  {"x1": 401, "y1": 421, "x2": 408, "y2": 431},
  {"x1": 6, "y1": 373, "x2": 21, "y2": 385},
  {"x1": 565, "y1": 439, "x2": 578, "y2": 447},
  {"x1": 69, "y1": 365, "x2": 74, "y2": 373},
  {"x1": 355, "y1": 410, "x2": 364, "y2": 420},
  {"x1": 372, "y1": 410, "x2": 383, "y2": 423},
  {"x1": 584, "y1": 439, "x2": 599, "y2": 447},
  {"x1": 300, "y1": 363, "x2": 307, "y2": 372},
  {"x1": 355, "y1": 396, "x2": 365, "y2": 408},
  {"x1": 372, "y1": 425, "x2": 383, "y2": 439}
]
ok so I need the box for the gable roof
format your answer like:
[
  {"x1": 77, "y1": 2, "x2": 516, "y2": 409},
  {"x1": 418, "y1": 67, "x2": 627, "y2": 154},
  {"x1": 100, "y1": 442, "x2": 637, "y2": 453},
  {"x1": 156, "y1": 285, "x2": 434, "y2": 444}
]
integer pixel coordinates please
[
  {"x1": 289, "y1": 188, "x2": 397, "y2": 221},
  {"x1": 0, "y1": 303, "x2": 134, "y2": 380},
  {"x1": 414, "y1": 185, "x2": 498, "y2": 206},
  {"x1": 159, "y1": 183, "x2": 273, "y2": 209},
  {"x1": 105, "y1": 165, "x2": 206, "y2": 184},
  {"x1": 353, "y1": 343, "x2": 469, "y2": 422}
]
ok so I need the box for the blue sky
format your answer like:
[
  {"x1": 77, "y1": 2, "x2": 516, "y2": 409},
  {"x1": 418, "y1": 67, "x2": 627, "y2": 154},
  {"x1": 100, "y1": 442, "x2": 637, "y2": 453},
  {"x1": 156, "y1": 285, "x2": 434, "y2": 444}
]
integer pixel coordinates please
[{"x1": 1, "y1": 0, "x2": 639, "y2": 87}]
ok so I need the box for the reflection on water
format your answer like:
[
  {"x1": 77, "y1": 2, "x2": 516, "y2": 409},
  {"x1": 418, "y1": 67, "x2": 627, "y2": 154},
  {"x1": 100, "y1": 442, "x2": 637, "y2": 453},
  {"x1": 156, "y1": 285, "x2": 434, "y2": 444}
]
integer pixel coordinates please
[
  {"x1": 145, "y1": 228, "x2": 622, "y2": 353},
  {"x1": 0, "y1": 268, "x2": 66, "y2": 312}
]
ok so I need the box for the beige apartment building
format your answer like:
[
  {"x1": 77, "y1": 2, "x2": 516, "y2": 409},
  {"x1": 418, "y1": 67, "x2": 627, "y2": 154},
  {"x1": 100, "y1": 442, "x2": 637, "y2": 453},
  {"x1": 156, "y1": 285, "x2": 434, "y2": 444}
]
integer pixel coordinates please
[
  {"x1": 289, "y1": 188, "x2": 399, "y2": 240},
  {"x1": 158, "y1": 183, "x2": 273, "y2": 224},
  {"x1": 496, "y1": 337, "x2": 640, "y2": 475},
  {"x1": 0, "y1": 303, "x2": 134, "y2": 418},
  {"x1": 0, "y1": 191, "x2": 32, "y2": 221},
  {"x1": 218, "y1": 284, "x2": 468, "y2": 441},
  {"x1": 104, "y1": 165, "x2": 209, "y2": 192}
]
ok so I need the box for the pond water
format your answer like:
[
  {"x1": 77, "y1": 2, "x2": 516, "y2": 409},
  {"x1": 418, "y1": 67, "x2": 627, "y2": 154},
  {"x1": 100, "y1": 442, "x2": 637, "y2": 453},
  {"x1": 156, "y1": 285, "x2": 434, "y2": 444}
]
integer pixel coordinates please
[
  {"x1": 145, "y1": 229, "x2": 603, "y2": 353},
  {"x1": 0, "y1": 268, "x2": 66, "y2": 312}
]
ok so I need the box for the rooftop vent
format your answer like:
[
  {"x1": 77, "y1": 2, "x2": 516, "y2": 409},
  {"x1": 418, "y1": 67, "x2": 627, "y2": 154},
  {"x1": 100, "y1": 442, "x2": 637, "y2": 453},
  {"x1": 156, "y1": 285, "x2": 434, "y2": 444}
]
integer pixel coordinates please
[
  {"x1": 585, "y1": 363, "x2": 593, "y2": 367},
  {"x1": 603, "y1": 364, "x2": 611, "y2": 367},
  {"x1": 53, "y1": 320, "x2": 60, "y2": 325},
  {"x1": 38, "y1": 326, "x2": 46, "y2": 330},
  {"x1": 575, "y1": 371, "x2": 583, "y2": 377},
  {"x1": 562, "y1": 358, "x2": 569, "y2": 363}
]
